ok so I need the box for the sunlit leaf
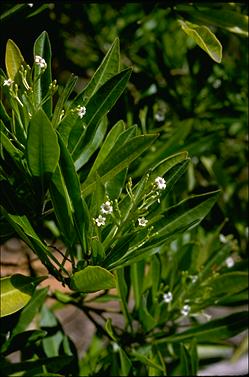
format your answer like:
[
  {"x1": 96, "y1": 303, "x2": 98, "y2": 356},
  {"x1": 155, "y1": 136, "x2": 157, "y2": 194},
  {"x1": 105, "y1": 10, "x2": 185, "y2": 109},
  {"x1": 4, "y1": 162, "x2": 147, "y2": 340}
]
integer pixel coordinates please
[
  {"x1": 70, "y1": 266, "x2": 116, "y2": 293},
  {"x1": 0, "y1": 274, "x2": 46, "y2": 318},
  {"x1": 179, "y1": 20, "x2": 222, "y2": 63}
]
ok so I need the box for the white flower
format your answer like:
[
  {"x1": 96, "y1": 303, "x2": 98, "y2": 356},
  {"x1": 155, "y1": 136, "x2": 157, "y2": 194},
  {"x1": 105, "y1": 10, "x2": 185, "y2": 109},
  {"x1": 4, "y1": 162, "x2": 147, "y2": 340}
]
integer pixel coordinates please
[
  {"x1": 181, "y1": 304, "x2": 191, "y2": 316},
  {"x1": 190, "y1": 275, "x2": 198, "y2": 283},
  {"x1": 225, "y1": 257, "x2": 234, "y2": 268},
  {"x1": 163, "y1": 292, "x2": 173, "y2": 303},
  {"x1": 94, "y1": 215, "x2": 106, "y2": 227},
  {"x1": 3, "y1": 78, "x2": 14, "y2": 86},
  {"x1": 34, "y1": 55, "x2": 47, "y2": 69},
  {"x1": 112, "y1": 343, "x2": 120, "y2": 352},
  {"x1": 77, "y1": 106, "x2": 86, "y2": 119},
  {"x1": 28, "y1": 3, "x2": 34, "y2": 7},
  {"x1": 100, "y1": 201, "x2": 113, "y2": 215},
  {"x1": 155, "y1": 112, "x2": 165, "y2": 122},
  {"x1": 219, "y1": 234, "x2": 227, "y2": 244},
  {"x1": 138, "y1": 217, "x2": 148, "y2": 227},
  {"x1": 154, "y1": 176, "x2": 166, "y2": 190}
]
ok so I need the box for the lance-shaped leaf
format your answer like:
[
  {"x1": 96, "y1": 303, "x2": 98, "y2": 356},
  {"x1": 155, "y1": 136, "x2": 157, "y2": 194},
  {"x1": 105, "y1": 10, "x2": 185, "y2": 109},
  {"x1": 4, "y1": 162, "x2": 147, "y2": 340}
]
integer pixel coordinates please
[
  {"x1": 82, "y1": 134, "x2": 158, "y2": 197},
  {"x1": 107, "y1": 190, "x2": 219, "y2": 269},
  {"x1": 57, "y1": 135, "x2": 90, "y2": 253},
  {"x1": 33, "y1": 31, "x2": 52, "y2": 116},
  {"x1": 71, "y1": 68, "x2": 132, "y2": 165},
  {"x1": 70, "y1": 266, "x2": 116, "y2": 293},
  {"x1": 88, "y1": 120, "x2": 125, "y2": 178},
  {"x1": 59, "y1": 68, "x2": 131, "y2": 154},
  {"x1": 5, "y1": 39, "x2": 25, "y2": 80},
  {"x1": 27, "y1": 109, "x2": 60, "y2": 176},
  {"x1": 72, "y1": 37, "x2": 120, "y2": 106},
  {"x1": 1, "y1": 209, "x2": 63, "y2": 279},
  {"x1": 179, "y1": 20, "x2": 222, "y2": 63},
  {"x1": 58, "y1": 38, "x2": 120, "y2": 143},
  {"x1": 0, "y1": 356, "x2": 74, "y2": 376},
  {"x1": 49, "y1": 166, "x2": 76, "y2": 248},
  {"x1": 0, "y1": 274, "x2": 46, "y2": 318},
  {"x1": 155, "y1": 311, "x2": 248, "y2": 343}
]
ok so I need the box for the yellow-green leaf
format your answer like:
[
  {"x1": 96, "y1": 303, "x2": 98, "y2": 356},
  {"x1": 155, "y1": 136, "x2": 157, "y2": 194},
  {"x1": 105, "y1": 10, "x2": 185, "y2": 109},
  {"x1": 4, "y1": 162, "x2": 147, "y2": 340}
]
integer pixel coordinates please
[
  {"x1": 70, "y1": 266, "x2": 116, "y2": 293},
  {"x1": 5, "y1": 39, "x2": 25, "y2": 80},
  {"x1": 0, "y1": 274, "x2": 46, "y2": 318},
  {"x1": 179, "y1": 20, "x2": 222, "y2": 63}
]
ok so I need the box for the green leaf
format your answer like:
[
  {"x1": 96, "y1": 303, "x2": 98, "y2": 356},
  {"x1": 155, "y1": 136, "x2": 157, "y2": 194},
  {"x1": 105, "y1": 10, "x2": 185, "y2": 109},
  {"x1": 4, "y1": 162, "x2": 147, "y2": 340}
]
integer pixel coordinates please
[
  {"x1": 12, "y1": 287, "x2": 48, "y2": 336},
  {"x1": 179, "y1": 20, "x2": 222, "y2": 63},
  {"x1": 0, "y1": 274, "x2": 46, "y2": 318},
  {"x1": 27, "y1": 109, "x2": 60, "y2": 176},
  {"x1": 131, "y1": 350, "x2": 166, "y2": 372},
  {"x1": 5, "y1": 39, "x2": 25, "y2": 80},
  {"x1": 82, "y1": 134, "x2": 158, "y2": 197},
  {"x1": 72, "y1": 115, "x2": 108, "y2": 170},
  {"x1": 72, "y1": 37, "x2": 120, "y2": 106},
  {"x1": 119, "y1": 347, "x2": 132, "y2": 376},
  {"x1": 175, "y1": 5, "x2": 249, "y2": 37},
  {"x1": 72, "y1": 68, "x2": 132, "y2": 167},
  {"x1": 58, "y1": 67, "x2": 130, "y2": 150},
  {"x1": 49, "y1": 166, "x2": 76, "y2": 248},
  {"x1": 178, "y1": 344, "x2": 191, "y2": 376},
  {"x1": 88, "y1": 120, "x2": 125, "y2": 178},
  {"x1": 1, "y1": 330, "x2": 47, "y2": 356},
  {"x1": 1, "y1": 209, "x2": 63, "y2": 279},
  {"x1": 189, "y1": 339, "x2": 198, "y2": 375},
  {"x1": 108, "y1": 190, "x2": 219, "y2": 269},
  {"x1": 0, "y1": 129, "x2": 23, "y2": 162},
  {"x1": 70, "y1": 266, "x2": 116, "y2": 293},
  {"x1": 58, "y1": 135, "x2": 90, "y2": 254},
  {"x1": 33, "y1": 31, "x2": 52, "y2": 116},
  {"x1": 155, "y1": 311, "x2": 248, "y2": 343},
  {"x1": 131, "y1": 261, "x2": 145, "y2": 310},
  {"x1": 116, "y1": 269, "x2": 133, "y2": 329},
  {"x1": 0, "y1": 356, "x2": 74, "y2": 375},
  {"x1": 205, "y1": 272, "x2": 249, "y2": 304},
  {"x1": 105, "y1": 318, "x2": 117, "y2": 341},
  {"x1": 0, "y1": 4, "x2": 26, "y2": 22}
]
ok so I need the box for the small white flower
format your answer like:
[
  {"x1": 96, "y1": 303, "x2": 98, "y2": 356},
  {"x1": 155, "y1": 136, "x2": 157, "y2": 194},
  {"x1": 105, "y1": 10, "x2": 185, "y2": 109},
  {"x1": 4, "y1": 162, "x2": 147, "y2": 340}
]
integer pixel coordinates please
[
  {"x1": 181, "y1": 304, "x2": 191, "y2": 316},
  {"x1": 219, "y1": 234, "x2": 227, "y2": 244},
  {"x1": 225, "y1": 257, "x2": 234, "y2": 268},
  {"x1": 34, "y1": 55, "x2": 47, "y2": 69},
  {"x1": 190, "y1": 275, "x2": 198, "y2": 283},
  {"x1": 138, "y1": 217, "x2": 148, "y2": 227},
  {"x1": 112, "y1": 343, "x2": 120, "y2": 352},
  {"x1": 100, "y1": 201, "x2": 113, "y2": 215},
  {"x1": 77, "y1": 106, "x2": 86, "y2": 119},
  {"x1": 3, "y1": 78, "x2": 14, "y2": 87},
  {"x1": 154, "y1": 176, "x2": 166, "y2": 190},
  {"x1": 155, "y1": 112, "x2": 165, "y2": 122},
  {"x1": 94, "y1": 215, "x2": 106, "y2": 227},
  {"x1": 163, "y1": 292, "x2": 173, "y2": 303}
]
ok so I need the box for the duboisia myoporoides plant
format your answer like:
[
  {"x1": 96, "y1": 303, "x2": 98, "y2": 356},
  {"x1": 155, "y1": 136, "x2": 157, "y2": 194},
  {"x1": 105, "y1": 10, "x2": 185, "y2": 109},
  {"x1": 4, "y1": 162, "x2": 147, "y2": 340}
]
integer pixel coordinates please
[{"x1": 0, "y1": 30, "x2": 248, "y2": 376}]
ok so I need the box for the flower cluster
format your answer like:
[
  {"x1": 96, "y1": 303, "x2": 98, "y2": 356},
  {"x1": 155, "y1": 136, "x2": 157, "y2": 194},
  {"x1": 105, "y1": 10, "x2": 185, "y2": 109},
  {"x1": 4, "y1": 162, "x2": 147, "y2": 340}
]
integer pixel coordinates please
[
  {"x1": 34, "y1": 55, "x2": 47, "y2": 69},
  {"x1": 94, "y1": 200, "x2": 113, "y2": 227}
]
